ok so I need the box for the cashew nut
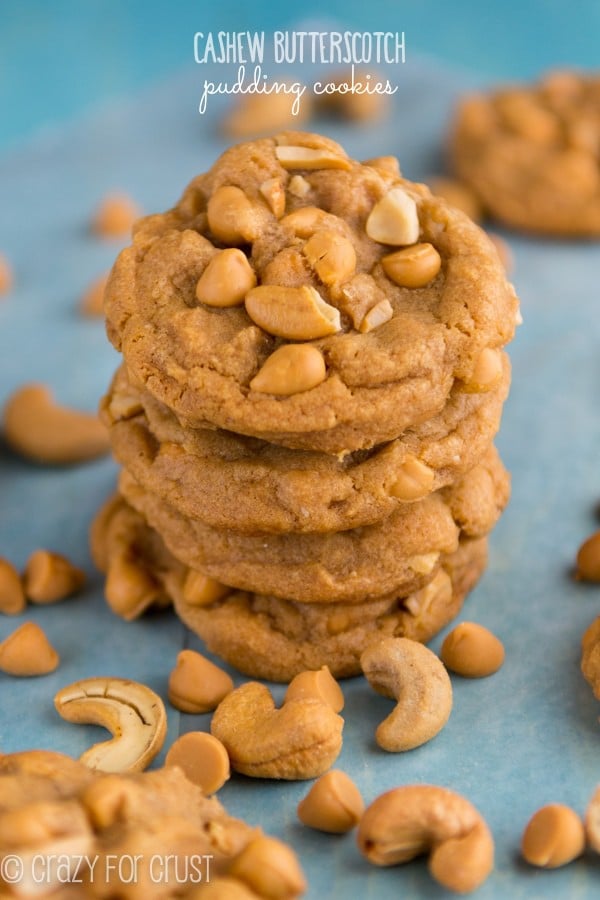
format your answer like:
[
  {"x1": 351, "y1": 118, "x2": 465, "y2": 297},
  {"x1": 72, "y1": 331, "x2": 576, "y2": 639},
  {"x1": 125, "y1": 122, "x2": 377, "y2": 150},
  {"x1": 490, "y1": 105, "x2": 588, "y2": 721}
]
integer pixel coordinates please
[
  {"x1": 54, "y1": 677, "x2": 167, "y2": 773},
  {"x1": 210, "y1": 681, "x2": 343, "y2": 780},
  {"x1": 357, "y1": 785, "x2": 494, "y2": 893},
  {"x1": 360, "y1": 637, "x2": 452, "y2": 751},
  {"x1": 3, "y1": 383, "x2": 110, "y2": 464}
]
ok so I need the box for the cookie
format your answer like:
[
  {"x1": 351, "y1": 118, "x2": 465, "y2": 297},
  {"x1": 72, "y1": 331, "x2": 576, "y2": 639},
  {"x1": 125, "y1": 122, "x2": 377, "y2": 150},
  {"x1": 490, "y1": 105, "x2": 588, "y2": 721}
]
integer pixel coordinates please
[
  {"x1": 174, "y1": 537, "x2": 488, "y2": 681},
  {"x1": 118, "y1": 446, "x2": 508, "y2": 604},
  {"x1": 0, "y1": 750, "x2": 283, "y2": 897},
  {"x1": 451, "y1": 71, "x2": 600, "y2": 236},
  {"x1": 103, "y1": 354, "x2": 510, "y2": 534},
  {"x1": 104, "y1": 131, "x2": 518, "y2": 453},
  {"x1": 91, "y1": 495, "x2": 487, "y2": 681}
]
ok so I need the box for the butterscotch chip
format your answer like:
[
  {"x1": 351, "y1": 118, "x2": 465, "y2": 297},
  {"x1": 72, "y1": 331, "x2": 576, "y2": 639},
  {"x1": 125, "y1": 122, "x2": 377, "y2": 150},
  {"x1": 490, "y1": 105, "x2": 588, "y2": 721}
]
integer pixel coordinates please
[
  {"x1": 463, "y1": 347, "x2": 503, "y2": 393},
  {"x1": 381, "y1": 243, "x2": 442, "y2": 288},
  {"x1": 249, "y1": 344, "x2": 327, "y2": 396},
  {"x1": 0, "y1": 557, "x2": 26, "y2": 615},
  {"x1": 182, "y1": 571, "x2": 231, "y2": 607},
  {"x1": 23, "y1": 549, "x2": 85, "y2": 604},
  {"x1": 165, "y1": 732, "x2": 230, "y2": 794},
  {"x1": 0, "y1": 622, "x2": 59, "y2": 675},
  {"x1": 196, "y1": 249, "x2": 257, "y2": 308},
  {"x1": 105, "y1": 552, "x2": 160, "y2": 620},
  {"x1": 223, "y1": 88, "x2": 312, "y2": 138},
  {"x1": 284, "y1": 666, "x2": 344, "y2": 712},
  {"x1": 390, "y1": 457, "x2": 435, "y2": 502},
  {"x1": 168, "y1": 649, "x2": 234, "y2": 713},
  {"x1": 297, "y1": 769, "x2": 364, "y2": 833},
  {"x1": 576, "y1": 530, "x2": 600, "y2": 581},
  {"x1": 440, "y1": 621, "x2": 505, "y2": 677},
  {"x1": 229, "y1": 836, "x2": 307, "y2": 898},
  {"x1": 103, "y1": 132, "x2": 517, "y2": 454},
  {"x1": 92, "y1": 193, "x2": 140, "y2": 238},
  {"x1": 80, "y1": 272, "x2": 109, "y2": 316},
  {"x1": 451, "y1": 72, "x2": 600, "y2": 235},
  {"x1": 521, "y1": 804, "x2": 585, "y2": 867},
  {"x1": 0, "y1": 252, "x2": 13, "y2": 295}
]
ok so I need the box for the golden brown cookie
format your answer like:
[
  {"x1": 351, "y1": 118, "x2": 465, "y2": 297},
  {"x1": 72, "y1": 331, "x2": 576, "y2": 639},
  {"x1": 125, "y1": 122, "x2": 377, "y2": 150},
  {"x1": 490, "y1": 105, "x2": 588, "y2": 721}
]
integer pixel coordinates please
[
  {"x1": 102, "y1": 355, "x2": 510, "y2": 534},
  {"x1": 0, "y1": 750, "x2": 305, "y2": 898},
  {"x1": 91, "y1": 495, "x2": 487, "y2": 681},
  {"x1": 117, "y1": 446, "x2": 508, "y2": 604},
  {"x1": 104, "y1": 132, "x2": 518, "y2": 453},
  {"x1": 450, "y1": 71, "x2": 600, "y2": 236}
]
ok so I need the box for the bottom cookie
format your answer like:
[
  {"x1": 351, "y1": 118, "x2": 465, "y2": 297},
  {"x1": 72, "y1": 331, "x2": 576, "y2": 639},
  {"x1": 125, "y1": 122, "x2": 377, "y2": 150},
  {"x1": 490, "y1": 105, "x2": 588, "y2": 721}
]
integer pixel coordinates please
[
  {"x1": 174, "y1": 537, "x2": 487, "y2": 681},
  {"x1": 91, "y1": 496, "x2": 487, "y2": 681}
]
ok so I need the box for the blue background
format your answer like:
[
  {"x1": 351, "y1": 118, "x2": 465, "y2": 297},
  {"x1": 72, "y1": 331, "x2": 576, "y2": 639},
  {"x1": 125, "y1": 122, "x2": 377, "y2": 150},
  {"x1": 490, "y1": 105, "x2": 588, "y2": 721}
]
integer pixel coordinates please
[
  {"x1": 2, "y1": 0, "x2": 600, "y2": 150},
  {"x1": 1, "y1": 2, "x2": 600, "y2": 899}
]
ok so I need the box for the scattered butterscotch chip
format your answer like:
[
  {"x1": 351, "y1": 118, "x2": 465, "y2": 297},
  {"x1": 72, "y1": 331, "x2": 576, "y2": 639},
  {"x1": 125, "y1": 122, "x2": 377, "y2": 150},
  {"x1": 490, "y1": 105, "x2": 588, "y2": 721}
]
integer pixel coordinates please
[
  {"x1": 168, "y1": 648, "x2": 234, "y2": 714},
  {"x1": 428, "y1": 176, "x2": 483, "y2": 222},
  {"x1": 165, "y1": 731, "x2": 230, "y2": 794},
  {"x1": 576, "y1": 530, "x2": 600, "y2": 581},
  {"x1": 284, "y1": 665, "x2": 344, "y2": 713},
  {"x1": 0, "y1": 621, "x2": 59, "y2": 675},
  {"x1": 0, "y1": 253, "x2": 13, "y2": 295},
  {"x1": 24, "y1": 549, "x2": 85, "y2": 604},
  {"x1": 0, "y1": 557, "x2": 26, "y2": 615},
  {"x1": 80, "y1": 272, "x2": 109, "y2": 316},
  {"x1": 229, "y1": 836, "x2": 307, "y2": 899},
  {"x1": 92, "y1": 193, "x2": 140, "y2": 238},
  {"x1": 521, "y1": 803, "x2": 585, "y2": 868},
  {"x1": 298, "y1": 769, "x2": 364, "y2": 833},
  {"x1": 440, "y1": 622, "x2": 505, "y2": 678}
]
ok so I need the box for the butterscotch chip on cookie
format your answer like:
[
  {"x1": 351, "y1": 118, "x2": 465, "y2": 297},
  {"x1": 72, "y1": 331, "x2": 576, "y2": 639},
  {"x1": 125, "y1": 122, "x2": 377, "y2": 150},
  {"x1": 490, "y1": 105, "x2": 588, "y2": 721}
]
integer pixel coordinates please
[
  {"x1": 0, "y1": 750, "x2": 304, "y2": 897},
  {"x1": 450, "y1": 71, "x2": 600, "y2": 235},
  {"x1": 103, "y1": 131, "x2": 518, "y2": 453},
  {"x1": 117, "y1": 446, "x2": 508, "y2": 604},
  {"x1": 102, "y1": 355, "x2": 510, "y2": 534}
]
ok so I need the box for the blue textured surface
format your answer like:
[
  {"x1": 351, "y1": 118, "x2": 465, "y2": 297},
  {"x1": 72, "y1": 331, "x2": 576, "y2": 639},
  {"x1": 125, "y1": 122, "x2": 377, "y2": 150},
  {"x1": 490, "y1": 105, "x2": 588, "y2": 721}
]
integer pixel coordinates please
[{"x1": 2, "y1": 49, "x2": 600, "y2": 900}]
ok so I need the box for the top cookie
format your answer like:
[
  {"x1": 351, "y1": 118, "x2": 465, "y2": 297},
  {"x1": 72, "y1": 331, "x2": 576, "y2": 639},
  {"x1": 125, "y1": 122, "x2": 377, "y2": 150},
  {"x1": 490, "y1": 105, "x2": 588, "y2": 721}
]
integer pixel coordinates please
[
  {"x1": 450, "y1": 71, "x2": 600, "y2": 236},
  {"x1": 105, "y1": 131, "x2": 518, "y2": 453}
]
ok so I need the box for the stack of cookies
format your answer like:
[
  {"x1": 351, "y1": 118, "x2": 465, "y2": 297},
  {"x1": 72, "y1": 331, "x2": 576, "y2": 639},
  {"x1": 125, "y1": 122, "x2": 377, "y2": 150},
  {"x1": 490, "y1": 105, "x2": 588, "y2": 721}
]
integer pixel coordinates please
[{"x1": 94, "y1": 131, "x2": 518, "y2": 682}]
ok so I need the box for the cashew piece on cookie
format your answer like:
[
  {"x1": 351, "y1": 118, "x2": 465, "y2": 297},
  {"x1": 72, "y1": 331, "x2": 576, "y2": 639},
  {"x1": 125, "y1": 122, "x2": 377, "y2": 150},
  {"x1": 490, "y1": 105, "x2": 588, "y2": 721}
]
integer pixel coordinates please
[
  {"x1": 211, "y1": 681, "x2": 343, "y2": 779},
  {"x1": 357, "y1": 785, "x2": 494, "y2": 893},
  {"x1": 360, "y1": 637, "x2": 452, "y2": 751},
  {"x1": 54, "y1": 677, "x2": 166, "y2": 773}
]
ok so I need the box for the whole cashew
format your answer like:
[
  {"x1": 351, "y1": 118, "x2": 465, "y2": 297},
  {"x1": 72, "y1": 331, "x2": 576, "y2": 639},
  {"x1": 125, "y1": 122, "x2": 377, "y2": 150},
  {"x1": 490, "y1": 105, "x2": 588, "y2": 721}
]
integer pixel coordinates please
[
  {"x1": 357, "y1": 785, "x2": 494, "y2": 893},
  {"x1": 360, "y1": 637, "x2": 452, "y2": 751},
  {"x1": 54, "y1": 677, "x2": 167, "y2": 773},
  {"x1": 3, "y1": 383, "x2": 110, "y2": 464},
  {"x1": 210, "y1": 682, "x2": 343, "y2": 780}
]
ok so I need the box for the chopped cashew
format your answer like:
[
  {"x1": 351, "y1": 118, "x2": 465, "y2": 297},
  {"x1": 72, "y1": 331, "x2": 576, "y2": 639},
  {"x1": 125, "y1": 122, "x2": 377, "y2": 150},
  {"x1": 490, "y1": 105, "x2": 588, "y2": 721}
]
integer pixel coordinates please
[
  {"x1": 360, "y1": 637, "x2": 452, "y2": 751},
  {"x1": 54, "y1": 677, "x2": 167, "y2": 773}
]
